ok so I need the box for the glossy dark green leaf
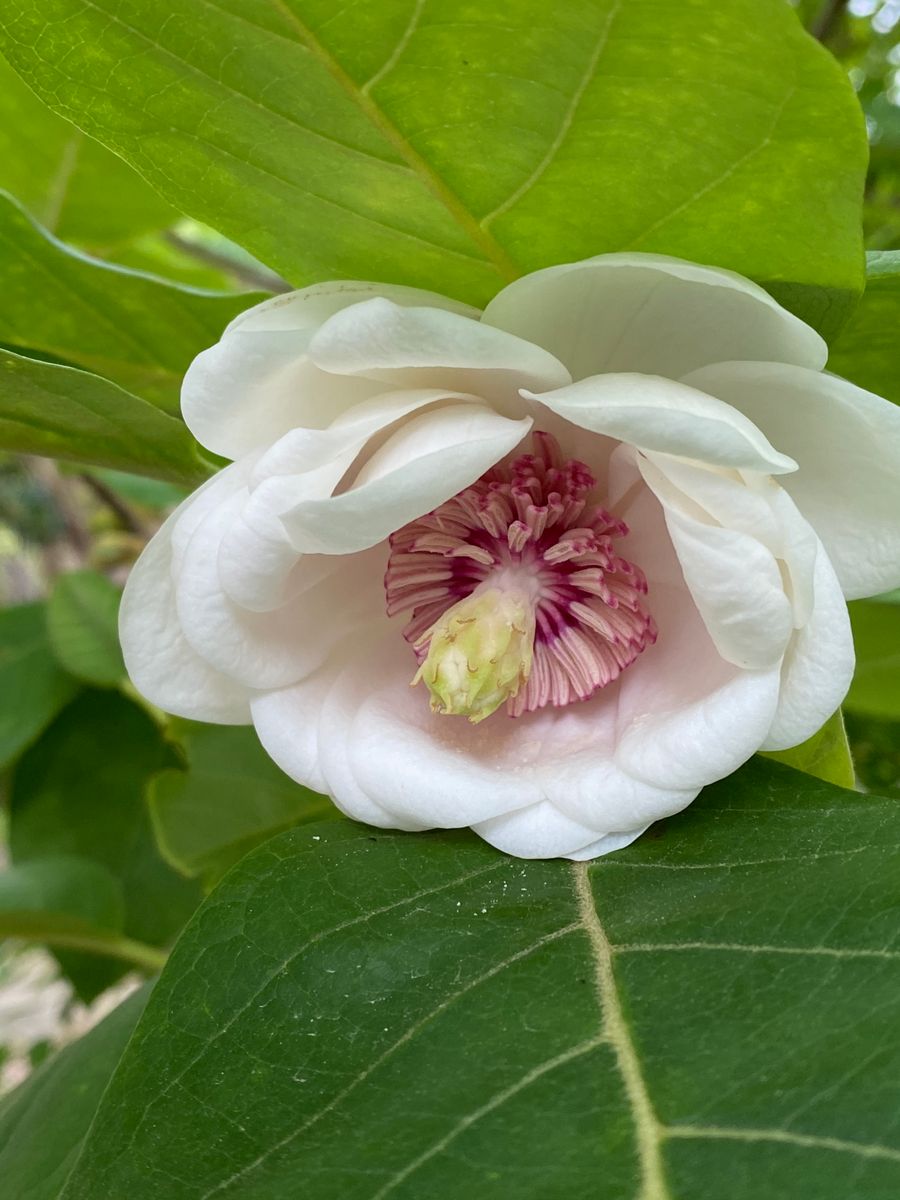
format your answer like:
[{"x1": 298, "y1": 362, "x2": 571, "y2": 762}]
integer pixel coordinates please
[
  {"x1": 0, "y1": 985, "x2": 149, "y2": 1200},
  {"x1": 46, "y1": 570, "x2": 124, "y2": 688},
  {"x1": 0, "y1": 193, "x2": 265, "y2": 412},
  {"x1": 0, "y1": 349, "x2": 210, "y2": 485},
  {"x1": 148, "y1": 722, "x2": 335, "y2": 885},
  {"x1": 846, "y1": 597, "x2": 900, "y2": 720},
  {"x1": 0, "y1": 602, "x2": 78, "y2": 770},
  {"x1": 62, "y1": 760, "x2": 900, "y2": 1199},
  {"x1": 0, "y1": 54, "x2": 176, "y2": 247},
  {"x1": 828, "y1": 251, "x2": 900, "y2": 403},
  {"x1": 10, "y1": 691, "x2": 202, "y2": 962},
  {"x1": 0, "y1": 1, "x2": 866, "y2": 319}
]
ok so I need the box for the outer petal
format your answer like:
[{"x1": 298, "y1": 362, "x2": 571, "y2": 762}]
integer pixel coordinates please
[
  {"x1": 280, "y1": 403, "x2": 532, "y2": 554},
  {"x1": 683, "y1": 361, "x2": 900, "y2": 599},
  {"x1": 308, "y1": 298, "x2": 571, "y2": 412},
  {"x1": 182, "y1": 281, "x2": 478, "y2": 459},
  {"x1": 762, "y1": 544, "x2": 854, "y2": 751},
  {"x1": 119, "y1": 465, "x2": 253, "y2": 723},
  {"x1": 218, "y1": 389, "x2": 481, "y2": 611},
  {"x1": 482, "y1": 253, "x2": 826, "y2": 380},
  {"x1": 175, "y1": 485, "x2": 384, "y2": 689},
  {"x1": 527, "y1": 374, "x2": 796, "y2": 473}
]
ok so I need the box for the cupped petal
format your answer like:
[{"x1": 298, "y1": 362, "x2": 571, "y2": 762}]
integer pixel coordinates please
[
  {"x1": 637, "y1": 456, "x2": 795, "y2": 668},
  {"x1": 682, "y1": 361, "x2": 900, "y2": 599},
  {"x1": 251, "y1": 636, "x2": 418, "y2": 829},
  {"x1": 482, "y1": 253, "x2": 826, "y2": 381},
  {"x1": 473, "y1": 802, "x2": 633, "y2": 861},
  {"x1": 219, "y1": 389, "x2": 476, "y2": 611},
  {"x1": 614, "y1": 583, "x2": 782, "y2": 791},
  {"x1": 119, "y1": 465, "x2": 253, "y2": 723},
  {"x1": 762, "y1": 543, "x2": 854, "y2": 751},
  {"x1": 280, "y1": 403, "x2": 532, "y2": 555},
  {"x1": 308, "y1": 297, "x2": 571, "y2": 412},
  {"x1": 175, "y1": 482, "x2": 385, "y2": 689},
  {"x1": 527, "y1": 374, "x2": 796, "y2": 474},
  {"x1": 182, "y1": 281, "x2": 477, "y2": 460},
  {"x1": 227, "y1": 279, "x2": 479, "y2": 336}
]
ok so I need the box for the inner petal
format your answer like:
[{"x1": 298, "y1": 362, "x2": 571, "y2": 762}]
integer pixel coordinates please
[{"x1": 384, "y1": 431, "x2": 657, "y2": 720}]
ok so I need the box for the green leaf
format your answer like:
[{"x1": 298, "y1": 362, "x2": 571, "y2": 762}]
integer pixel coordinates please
[
  {"x1": 0, "y1": 192, "x2": 266, "y2": 412},
  {"x1": 0, "y1": 348, "x2": 210, "y2": 485},
  {"x1": 759, "y1": 709, "x2": 855, "y2": 788},
  {"x1": 60, "y1": 760, "x2": 900, "y2": 1199},
  {"x1": 148, "y1": 722, "x2": 336, "y2": 885},
  {"x1": 46, "y1": 569, "x2": 124, "y2": 687},
  {"x1": 0, "y1": 856, "x2": 123, "y2": 944},
  {"x1": 0, "y1": 985, "x2": 149, "y2": 1200},
  {"x1": 10, "y1": 691, "x2": 202, "y2": 967},
  {"x1": 0, "y1": 53, "x2": 176, "y2": 247},
  {"x1": 0, "y1": 1, "x2": 866, "y2": 319},
  {"x1": 828, "y1": 252, "x2": 900, "y2": 404},
  {"x1": 0, "y1": 602, "x2": 78, "y2": 771},
  {"x1": 846, "y1": 598, "x2": 900, "y2": 720}
]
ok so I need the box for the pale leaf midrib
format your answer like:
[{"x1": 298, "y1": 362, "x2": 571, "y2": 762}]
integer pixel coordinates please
[
  {"x1": 268, "y1": 0, "x2": 519, "y2": 284},
  {"x1": 574, "y1": 861, "x2": 670, "y2": 1200}
]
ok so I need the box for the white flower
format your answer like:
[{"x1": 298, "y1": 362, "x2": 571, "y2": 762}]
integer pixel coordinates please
[{"x1": 120, "y1": 254, "x2": 900, "y2": 860}]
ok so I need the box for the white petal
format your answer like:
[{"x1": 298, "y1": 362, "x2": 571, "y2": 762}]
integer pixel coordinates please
[
  {"x1": 227, "y1": 280, "x2": 479, "y2": 335},
  {"x1": 615, "y1": 583, "x2": 782, "y2": 790},
  {"x1": 527, "y1": 374, "x2": 796, "y2": 474},
  {"x1": 182, "y1": 281, "x2": 477, "y2": 459},
  {"x1": 682, "y1": 361, "x2": 900, "y2": 599},
  {"x1": 638, "y1": 457, "x2": 794, "y2": 668},
  {"x1": 473, "y1": 802, "x2": 626, "y2": 860},
  {"x1": 309, "y1": 298, "x2": 571, "y2": 411},
  {"x1": 182, "y1": 333, "x2": 380, "y2": 459},
  {"x1": 119, "y1": 467, "x2": 253, "y2": 723},
  {"x1": 251, "y1": 637, "x2": 418, "y2": 828},
  {"x1": 483, "y1": 253, "x2": 826, "y2": 380},
  {"x1": 175, "y1": 484, "x2": 385, "y2": 690},
  {"x1": 218, "y1": 389, "x2": 471, "y2": 611},
  {"x1": 762, "y1": 544, "x2": 854, "y2": 751},
  {"x1": 280, "y1": 403, "x2": 532, "y2": 554}
]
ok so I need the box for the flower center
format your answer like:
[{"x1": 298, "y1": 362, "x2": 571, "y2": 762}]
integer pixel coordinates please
[{"x1": 384, "y1": 432, "x2": 657, "y2": 721}]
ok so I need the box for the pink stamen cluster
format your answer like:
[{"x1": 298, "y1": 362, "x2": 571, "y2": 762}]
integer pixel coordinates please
[{"x1": 385, "y1": 432, "x2": 658, "y2": 718}]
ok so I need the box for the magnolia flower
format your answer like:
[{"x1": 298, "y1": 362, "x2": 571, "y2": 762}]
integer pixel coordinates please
[{"x1": 120, "y1": 254, "x2": 900, "y2": 860}]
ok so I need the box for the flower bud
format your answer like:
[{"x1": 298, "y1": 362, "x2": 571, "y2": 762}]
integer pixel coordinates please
[{"x1": 413, "y1": 587, "x2": 535, "y2": 723}]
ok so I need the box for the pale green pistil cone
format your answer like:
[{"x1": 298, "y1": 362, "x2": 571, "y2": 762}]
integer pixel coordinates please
[{"x1": 413, "y1": 587, "x2": 536, "y2": 724}]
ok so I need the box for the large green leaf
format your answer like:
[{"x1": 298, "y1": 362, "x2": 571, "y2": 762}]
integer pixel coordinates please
[
  {"x1": 0, "y1": 53, "x2": 176, "y2": 247},
  {"x1": 46, "y1": 569, "x2": 124, "y2": 688},
  {"x1": 0, "y1": 601, "x2": 78, "y2": 771},
  {"x1": 0, "y1": 857, "x2": 123, "y2": 944},
  {"x1": 0, "y1": 192, "x2": 265, "y2": 412},
  {"x1": 0, "y1": 348, "x2": 210, "y2": 485},
  {"x1": 148, "y1": 722, "x2": 336, "y2": 885},
  {"x1": 60, "y1": 760, "x2": 900, "y2": 1199},
  {"x1": 0, "y1": 985, "x2": 149, "y2": 1200},
  {"x1": 846, "y1": 598, "x2": 900, "y2": 720},
  {"x1": 0, "y1": 1, "x2": 866, "y2": 321},
  {"x1": 10, "y1": 691, "x2": 202, "y2": 975},
  {"x1": 829, "y1": 252, "x2": 900, "y2": 404}
]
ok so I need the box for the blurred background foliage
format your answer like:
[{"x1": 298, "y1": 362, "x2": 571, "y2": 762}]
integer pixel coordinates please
[{"x1": 0, "y1": 0, "x2": 898, "y2": 1086}]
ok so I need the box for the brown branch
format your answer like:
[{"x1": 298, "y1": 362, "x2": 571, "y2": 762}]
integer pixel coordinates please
[
  {"x1": 162, "y1": 231, "x2": 290, "y2": 293},
  {"x1": 811, "y1": 0, "x2": 847, "y2": 43}
]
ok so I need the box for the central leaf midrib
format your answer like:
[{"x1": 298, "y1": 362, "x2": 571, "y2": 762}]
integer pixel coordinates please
[
  {"x1": 574, "y1": 861, "x2": 670, "y2": 1200},
  {"x1": 267, "y1": 0, "x2": 520, "y2": 285}
]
